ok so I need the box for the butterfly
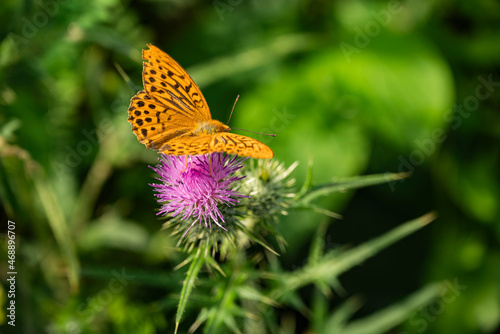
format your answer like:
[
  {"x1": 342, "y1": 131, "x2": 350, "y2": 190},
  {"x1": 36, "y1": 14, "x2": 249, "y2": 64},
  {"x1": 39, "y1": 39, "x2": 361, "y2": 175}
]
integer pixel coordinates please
[{"x1": 128, "y1": 44, "x2": 274, "y2": 159}]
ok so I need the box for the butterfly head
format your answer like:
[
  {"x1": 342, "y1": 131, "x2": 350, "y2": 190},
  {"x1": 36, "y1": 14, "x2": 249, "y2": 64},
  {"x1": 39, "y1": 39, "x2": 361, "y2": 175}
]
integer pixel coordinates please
[{"x1": 194, "y1": 119, "x2": 230, "y2": 135}]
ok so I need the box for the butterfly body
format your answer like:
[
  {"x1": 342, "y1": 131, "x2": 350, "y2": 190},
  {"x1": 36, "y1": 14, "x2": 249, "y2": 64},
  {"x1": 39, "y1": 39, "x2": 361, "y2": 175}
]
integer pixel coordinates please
[
  {"x1": 128, "y1": 44, "x2": 274, "y2": 159},
  {"x1": 193, "y1": 119, "x2": 229, "y2": 135}
]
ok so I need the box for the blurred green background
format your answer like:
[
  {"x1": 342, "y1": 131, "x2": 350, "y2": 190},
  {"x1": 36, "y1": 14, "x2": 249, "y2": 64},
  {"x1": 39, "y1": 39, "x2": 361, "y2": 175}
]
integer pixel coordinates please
[{"x1": 1, "y1": 0, "x2": 499, "y2": 333}]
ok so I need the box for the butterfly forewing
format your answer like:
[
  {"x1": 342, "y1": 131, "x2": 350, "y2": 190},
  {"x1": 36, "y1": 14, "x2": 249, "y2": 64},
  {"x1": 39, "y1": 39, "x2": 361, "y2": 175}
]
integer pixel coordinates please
[
  {"x1": 128, "y1": 90, "x2": 193, "y2": 149},
  {"x1": 128, "y1": 44, "x2": 274, "y2": 159},
  {"x1": 142, "y1": 44, "x2": 211, "y2": 122}
]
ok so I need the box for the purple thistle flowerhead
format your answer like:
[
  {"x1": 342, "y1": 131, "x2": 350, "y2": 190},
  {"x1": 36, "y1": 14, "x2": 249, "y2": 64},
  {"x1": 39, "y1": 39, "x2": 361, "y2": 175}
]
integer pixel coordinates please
[{"x1": 150, "y1": 153, "x2": 247, "y2": 236}]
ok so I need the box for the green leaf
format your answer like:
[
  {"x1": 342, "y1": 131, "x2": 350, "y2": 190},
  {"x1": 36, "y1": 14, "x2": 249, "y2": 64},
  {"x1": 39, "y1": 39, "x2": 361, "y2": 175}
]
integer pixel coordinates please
[
  {"x1": 78, "y1": 213, "x2": 150, "y2": 252},
  {"x1": 189, "y1": 33, "x2": 321, "y2": 87},
  {"x1": 4, "y1": 139, "x2": 81, "y2": 293},
  {"x1": 337, "y1": 283, "x2": 442, "y2": 334},
  {"x1": 296, "y1": 172, "x2": 410, "y2": 205},
  {"x1": 176, "y1": 248, "x2": 205, "y2": 334},
  {"x1": 235, "y1": 286, "x2": 279, "y2": 307},
  {"x1": 308, "y1": 222, "x2": 328, "y2": 265},
  {"x1": 34, "y1": 175, "x2": 80, "y2": 293},
  {"x1": 331, "y1": 32, "x2": 454, "y2": 150},
  {"x1": 296, "y1": 158, "x2": 314, "y2": 199},
  {"x1": 0, "y1": 118, "x2": 21, "y2": 140},
  {"x1": 238, "y1": 223, "x2": 279, "y2": 256},
  {"x1": 189, "y1": 308, "x2": 212, "y2": 333},
  {"x1": 320, "y1": 297, "x2": 363, "y2": 334},
  {"x1": 274, "y1": 212, "x2": 435, "y2": 297}
]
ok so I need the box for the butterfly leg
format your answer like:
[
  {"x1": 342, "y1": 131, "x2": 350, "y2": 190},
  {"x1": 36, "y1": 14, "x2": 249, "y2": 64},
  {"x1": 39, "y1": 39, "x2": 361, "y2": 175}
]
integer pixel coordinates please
[
  {"x1": 181, "y1": 156, "x2": 188, "y2": 173},
  {"x1": 209, "y1": 153, "x2": 212, "y2": 177}
]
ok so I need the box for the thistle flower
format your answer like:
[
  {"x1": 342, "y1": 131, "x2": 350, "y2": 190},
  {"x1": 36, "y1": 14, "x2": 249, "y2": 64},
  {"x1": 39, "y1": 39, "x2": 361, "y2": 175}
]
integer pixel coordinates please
[
  {"x1": 150, "y1": 153, "x2": 247, "y2": 235},
  {"x1": 237, "y1": 159, "x2": 298, "y2": 249},
  {"x1": 240, "y1": 159, "x2": 297, "y2": 220}
]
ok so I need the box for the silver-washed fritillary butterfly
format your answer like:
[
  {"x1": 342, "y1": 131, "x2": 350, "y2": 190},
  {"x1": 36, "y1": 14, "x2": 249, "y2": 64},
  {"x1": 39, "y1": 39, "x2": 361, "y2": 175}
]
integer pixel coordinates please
[{"x1": 127, "y1": 44, "x2": 274, "y2": 159}]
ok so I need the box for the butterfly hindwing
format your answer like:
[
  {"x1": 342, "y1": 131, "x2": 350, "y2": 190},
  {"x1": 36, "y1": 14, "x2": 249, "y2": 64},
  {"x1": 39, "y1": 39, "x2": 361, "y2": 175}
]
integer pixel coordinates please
[
  {"x1": 157, "y1": 132, "x2": 273, "y2": 159},
  {"x1": 210, "y1": 133, "x2": 274, "y2": 159},
  {"x1": 158, "y1": 134, "x2": 214, "y2": 156}
]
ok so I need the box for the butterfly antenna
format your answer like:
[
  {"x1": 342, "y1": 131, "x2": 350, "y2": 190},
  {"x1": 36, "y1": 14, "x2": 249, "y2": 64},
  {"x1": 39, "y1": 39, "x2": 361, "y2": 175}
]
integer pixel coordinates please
[
  {"x1": 226, "y1": 95, "x2": 240, "y2": 124},
  {"x1": 113, "y1": 61, "x2": 141, "y2": 92},
  {"x1": 231, "y1": 128, "x2": 276, "y2": 137},
  {"x1": 226, "y1": 95, "x2": 276, "y2": 137}
]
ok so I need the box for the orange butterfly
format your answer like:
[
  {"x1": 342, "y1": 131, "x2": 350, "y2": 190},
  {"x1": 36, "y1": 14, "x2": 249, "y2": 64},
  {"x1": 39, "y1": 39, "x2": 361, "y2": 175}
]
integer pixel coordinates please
[{"x1": 128, "y1": 44, "x2": 273, "y2": 159}]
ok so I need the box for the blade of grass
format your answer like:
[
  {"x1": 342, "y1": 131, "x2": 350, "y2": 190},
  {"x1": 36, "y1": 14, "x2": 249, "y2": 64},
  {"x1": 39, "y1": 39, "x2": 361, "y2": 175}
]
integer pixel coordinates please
[
  {"x1": 189, "y1": 33, "x2": 321, "y2": 87},
  {"x1": 1, "y1": 138, "x2": 80, "y2": 292},
  {"x1": 70, "y1": 149, "x2": 113, "y2": 233},
  {"x1": 34, "y1": 176, "x2": 80, "y2": 293}
]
